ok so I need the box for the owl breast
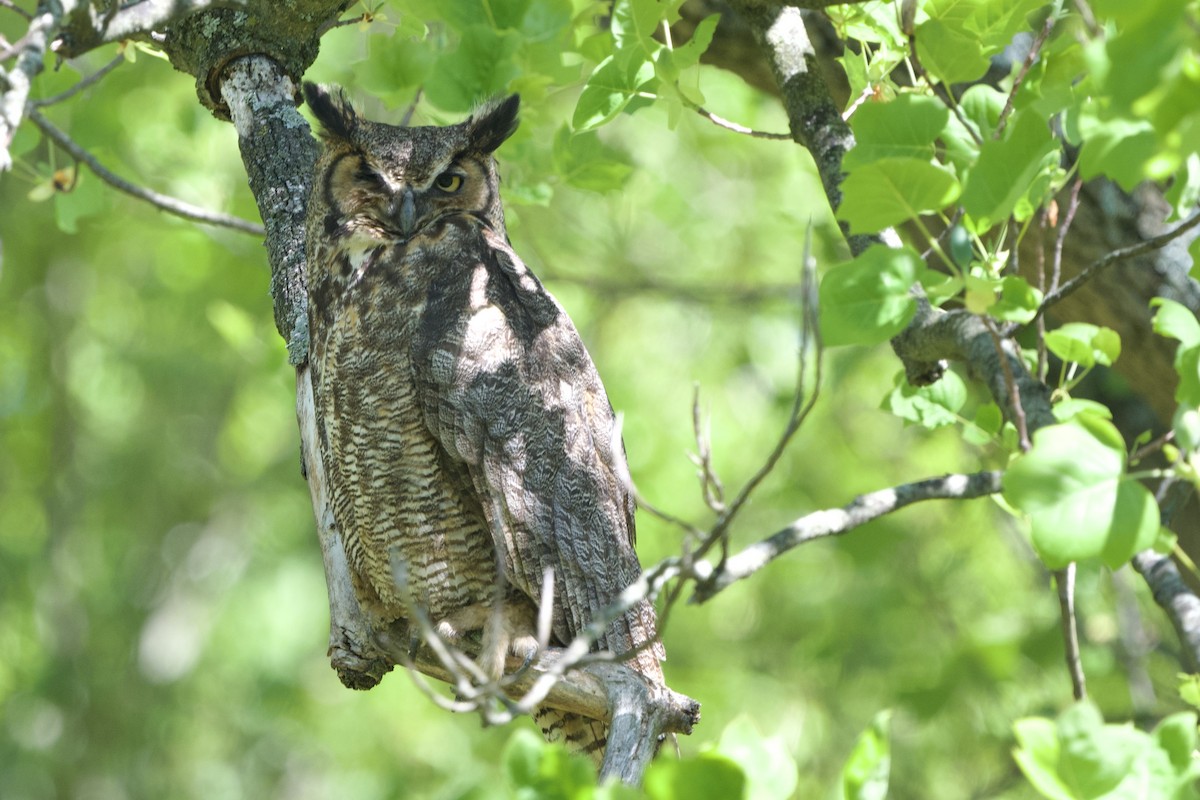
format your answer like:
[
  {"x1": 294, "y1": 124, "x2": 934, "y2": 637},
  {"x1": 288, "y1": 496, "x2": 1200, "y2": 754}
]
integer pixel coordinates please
[{"x1": 310, "y1": 239, "x2": 496, "y2": 625}]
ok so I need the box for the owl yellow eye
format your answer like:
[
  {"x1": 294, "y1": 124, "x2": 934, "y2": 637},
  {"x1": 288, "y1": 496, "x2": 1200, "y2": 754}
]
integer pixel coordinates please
[{"x1": 435, "y1": 172, "x2": 463, "y2": 193}]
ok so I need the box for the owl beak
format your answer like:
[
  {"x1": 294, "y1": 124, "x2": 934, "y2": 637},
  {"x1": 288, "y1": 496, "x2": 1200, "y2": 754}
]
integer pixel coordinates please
[{"x1": 394, "y1": 187, "x2": 417, "y2": 236}]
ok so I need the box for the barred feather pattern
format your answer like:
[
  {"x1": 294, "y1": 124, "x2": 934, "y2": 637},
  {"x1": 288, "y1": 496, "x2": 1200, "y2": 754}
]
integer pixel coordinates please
[{"x1": 304, "y1": 85, "x2": 664, "y2": 763}]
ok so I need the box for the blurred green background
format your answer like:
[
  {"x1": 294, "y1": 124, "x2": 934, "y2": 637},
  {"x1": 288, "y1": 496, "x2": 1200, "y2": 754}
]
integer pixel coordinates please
[{"x1": 0, "y1": 5, "x2": 1184, "y2": 799}]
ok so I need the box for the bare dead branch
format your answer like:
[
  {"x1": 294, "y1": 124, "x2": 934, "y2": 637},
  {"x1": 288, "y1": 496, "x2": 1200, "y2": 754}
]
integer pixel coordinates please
[
  {"x1": 690, "y1": 386, "x2": 727, "y2": 515},
  {"x1": 27, "y1": 106, "x2": 265, "y2": 234},
  {"x1": 691, "y1": 471, "x2": 1004, "y2": 603},
  {"x1": 688, "y1": 101, "x2": 791, "y2": 140},
  {"x1": 693, "y1": 225, "x2": 823, "y2": 561}
]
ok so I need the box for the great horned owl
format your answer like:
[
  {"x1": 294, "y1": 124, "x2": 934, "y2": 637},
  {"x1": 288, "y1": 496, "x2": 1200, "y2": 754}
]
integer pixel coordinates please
[{"x1": 301, "y1": 83, "x2": 665, "y2": 761}]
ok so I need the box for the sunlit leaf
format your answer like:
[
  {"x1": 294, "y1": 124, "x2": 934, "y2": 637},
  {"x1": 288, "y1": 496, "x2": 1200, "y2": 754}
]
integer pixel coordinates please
[
  {"x1": 842, "y1": 710, "x2": 892, "y2": 800},
  {"x1": 1002, "y1": 421, "x2": 1158, "y2": 568},
  {"x1": 838, "y1": 157, "x2": 961, "y2": 233},
  {"x1": 819, "y1": 246, "x2": 922, "y2": 347}
]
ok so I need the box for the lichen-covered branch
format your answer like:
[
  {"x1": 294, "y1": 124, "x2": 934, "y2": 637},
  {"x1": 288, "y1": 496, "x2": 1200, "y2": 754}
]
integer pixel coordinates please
[
  {"x1": 219, "y1": 56, "x2": 317, "y2": 358},
  {"x1": 1132, "y1": 550, "x2": 1200, "y2": 673},
  {"x1": 52, "y1": 0, "x2": 245, "y2": 58},
  {"x1": 0, "y1": 0, "x2": 233, "y2": 171},
  {"x1": 0, "y1": 3, "x2": 54, "y2": 171}
]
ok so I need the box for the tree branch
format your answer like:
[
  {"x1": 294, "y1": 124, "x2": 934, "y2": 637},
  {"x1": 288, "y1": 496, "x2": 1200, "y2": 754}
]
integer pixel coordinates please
[
  {"x1": 1033, "y1": 210, "x2": 1200, "y2": 323},
  {"x1": 27, "y1": 106, "x2": 266, "y2": 234},
  {"x1": 1054, "y1": 564, "x2": 1087, "y2": 700},
  {"x1": 52, "y1": 0, "x2": 246, "y2": 58},
  {"x1": 0, "y1": 4, "x2": 54, "y2": 171},
  {"x1": 219, "y1": 55, "x2": 318, "y2": 356},
  {"x1": 691, "y1": 471, "x2": 1003, "y2": 603},
  {"x1": 1132, "y1": 549, "x2": 1200, "y2": 673}
]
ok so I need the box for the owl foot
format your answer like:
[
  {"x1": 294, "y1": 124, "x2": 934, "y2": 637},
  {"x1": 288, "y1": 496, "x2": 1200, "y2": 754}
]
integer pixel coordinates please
[{"x1": 434, "y1": 600, "x2": 540, "y2": 684}]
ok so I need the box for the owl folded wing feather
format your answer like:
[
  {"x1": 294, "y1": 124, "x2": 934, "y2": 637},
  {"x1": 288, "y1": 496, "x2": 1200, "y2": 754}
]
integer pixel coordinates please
[{"x1": 412, "y1": 234, "x2": 663, "y2": 677}]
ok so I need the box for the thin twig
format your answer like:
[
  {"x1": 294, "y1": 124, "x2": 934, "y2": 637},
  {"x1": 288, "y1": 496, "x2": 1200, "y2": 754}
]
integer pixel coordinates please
[
  {"x1": 1037, "y1": 209, "x2": 1200, "y2": 320},
  {"x1": 1050, "y1": 178, "x2": 1083, "y2": 296},
  {"x1": 1035, "y1": 207, "x2": 1049, "y2": 381},
  {"x1": 689, "y1": 385, "x2": 726, "y2": 514},
  {"x1": 689, "y1": 102, "x2": 792, "y2": 140},
  {"x1": 696, "y1": 225, "x2": 823, "y2": 560},
  {"x1": 907, "y1": 33, "x2": 983, "y2": 145},
  {"x1": 0, "y1": 0, "x2": 34, "y2": 22},
  {"x1": 994, "y1": 1, "x2": 1062, "y2": 138},
  {"x1": 27, "y1": 107, "x2": 265, "y2": 235},
  {"x1": 398, "y1": 87, "x2": 423, "y2": 127},
  {"x1": 984, "y1": 318, "x2": 1030, "y2": 451},
  {"x1": 32, "y1": 54, "x2": 124, "y2": 107},
  {"x1": 1055, "y1": 564, "x2": 1087, "y2": 700}
]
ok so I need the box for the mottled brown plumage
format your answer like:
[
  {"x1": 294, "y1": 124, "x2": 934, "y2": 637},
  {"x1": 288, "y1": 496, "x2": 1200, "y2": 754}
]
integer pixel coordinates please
[{"x1": 301, "y1": 83, "x2": 664, "y2": 760}]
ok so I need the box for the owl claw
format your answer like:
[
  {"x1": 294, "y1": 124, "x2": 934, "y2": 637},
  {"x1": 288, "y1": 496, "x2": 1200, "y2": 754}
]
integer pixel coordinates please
[{"x1": 433, "y1": 600, "x2": 540, "y2": 684}]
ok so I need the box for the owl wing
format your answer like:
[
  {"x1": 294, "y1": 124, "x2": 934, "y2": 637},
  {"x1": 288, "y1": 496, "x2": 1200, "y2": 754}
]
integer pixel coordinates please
[{"x1": 412, "y1": 227, "x2": 663, "y2": 676}]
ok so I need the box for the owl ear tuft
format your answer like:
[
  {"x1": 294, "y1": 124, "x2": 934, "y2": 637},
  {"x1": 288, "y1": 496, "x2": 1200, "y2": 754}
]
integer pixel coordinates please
[
  {"x1": 303, "y1": 82, "x2": 359, "y2": 142},
  {"x1": 467, "y1": 94, "x2": 520, "y2": 154}
]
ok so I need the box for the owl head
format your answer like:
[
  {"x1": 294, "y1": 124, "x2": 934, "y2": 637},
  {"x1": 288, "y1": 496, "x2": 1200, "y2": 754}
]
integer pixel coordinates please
[{"x1": 303, "y1": 83, "x2": 520, "y2": 242}]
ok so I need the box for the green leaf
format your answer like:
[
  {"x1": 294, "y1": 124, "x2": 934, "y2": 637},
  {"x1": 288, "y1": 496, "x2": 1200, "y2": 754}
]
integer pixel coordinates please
[
  {"x1": 842, "y1": 710, "x2": 892, "y2": 800},
  {"x1": 1051, "y1": 398, "x2": 1114, "y2": 423},
  {"x1": 573, "y1": 50, "x2": 657, "y2": 131},
  {"x1": 1151, "y1": 297, "x2": 1200, "y2": 348},
  {"x1": 884, "y1": 369, "x2": 967, "y2": 429},
  {"x1": 1056, "y1": 702, "x2": 1144, "y2": 798},
  {"x1": 612, "y1": 0, "x2": 684, "y2": 51},
  {"x1": 715, "y1": 716, "x2": 798, "y2": 800},
  {"x1": 990, "y1": 276, "x2": 1044, "y2": 324},
  {"x1": 502, "y1": 727, "x2": 596, "y2": 797},
  {"x1": 1179, "y1": 674, "x2": 1200, "y2": 711},
  {"x1": 838, "y1": 157, "x2": 961, "y2": 234},
  {"x1": 1013, "y1": 717, "x2": 1074, "y2": 800},
  {"x1": 503, "y1": 728, "x2": 544, "y2": 789},
  {"x1": 961, "y1": 111, "x2": 1059, "y2": 233},
  {"x1": 1002, "y1": 421, "x2": 1159, "y2": 569},
  {"x1": 964, "y1": 0, "x2": 1044, "y2": 52},
  {"x1": 1044, "y1": 322, "x2": 1122, "y2": 368},
  {"x1": 425, "y1": 25, "x2": 521, "y2": 111},
  {"x1": 1175, "y1": 406, "x2": 1200, "y2": 452},
  {"x1": 964, "y1": 402, "x2": 1003, "y2": 445},
  {"x1": 664, "y1": 13, "x2": 718, "y2": 73},
  {"x1": 552, "y1": 126, "x2": 634, "y2": 192},
  {"x1": 819, "y1": 246, "x2": 922, "y2": 347},
  {"x1": 1153, "y1": 712, "x2": 1198, "y2": 770},
  {"x1": 1076, "y1": 112, "x2": 1158, "y2": 191},
  {"x1": 644, "y1": 753, "x2": 747, "y2": 800},
  {"x1": 914, "y1": 18, "x2": 990, "y2": 85},
  {"x1": 518, "y1": 0, "x2": 572, "y2": 40},
  {"x1": 844, "y1": 94, "x2": 949, "y2": 169}
]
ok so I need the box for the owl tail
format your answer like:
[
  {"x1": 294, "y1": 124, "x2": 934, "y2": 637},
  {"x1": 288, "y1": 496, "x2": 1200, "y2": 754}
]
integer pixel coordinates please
[{"x1": 533, "y1": 706, "x2": 610, "y2": 766}]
